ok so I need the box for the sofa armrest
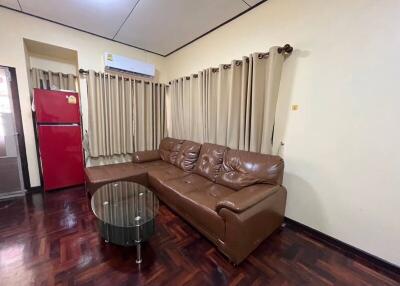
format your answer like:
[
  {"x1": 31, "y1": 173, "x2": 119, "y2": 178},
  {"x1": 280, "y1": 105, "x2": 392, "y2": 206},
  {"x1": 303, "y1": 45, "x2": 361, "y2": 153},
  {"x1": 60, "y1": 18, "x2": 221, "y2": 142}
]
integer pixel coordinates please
[
  {"x1": 217, "y1": 185, "x2": 287, "y2": 264},
  {"x1": 216, "y1": 184, "x2": 281, "y2": 213},
  {"x1": 132, "y1": 150, "x2": 161, "y2": 163}
]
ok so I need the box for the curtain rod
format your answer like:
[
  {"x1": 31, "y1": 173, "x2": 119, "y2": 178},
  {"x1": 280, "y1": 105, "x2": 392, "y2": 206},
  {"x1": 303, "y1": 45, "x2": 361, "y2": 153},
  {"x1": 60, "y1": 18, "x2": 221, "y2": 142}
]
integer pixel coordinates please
[
  {"x1": 31, "y1": 69, "x2": 78, "y2": 78},
  {"x1": 78, "y1": 69, "x2": 161, "y2": 85},
  {"x1": 168, "y1": 44, "x2": 293, "y2": 84}
]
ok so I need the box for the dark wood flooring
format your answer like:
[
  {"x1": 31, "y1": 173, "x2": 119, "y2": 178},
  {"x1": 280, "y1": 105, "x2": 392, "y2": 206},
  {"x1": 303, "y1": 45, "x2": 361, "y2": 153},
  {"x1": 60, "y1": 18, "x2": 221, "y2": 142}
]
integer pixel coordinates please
[{"x1": 0, "y1": 187, "x2": 398, "y2": 286}]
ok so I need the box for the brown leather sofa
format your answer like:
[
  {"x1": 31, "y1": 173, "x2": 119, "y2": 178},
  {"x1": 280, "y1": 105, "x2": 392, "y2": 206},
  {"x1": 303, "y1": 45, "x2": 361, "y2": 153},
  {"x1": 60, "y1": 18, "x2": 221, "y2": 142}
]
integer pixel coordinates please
[{"x1": 85, "y1": 137, "x2": 287, "y2": 264}]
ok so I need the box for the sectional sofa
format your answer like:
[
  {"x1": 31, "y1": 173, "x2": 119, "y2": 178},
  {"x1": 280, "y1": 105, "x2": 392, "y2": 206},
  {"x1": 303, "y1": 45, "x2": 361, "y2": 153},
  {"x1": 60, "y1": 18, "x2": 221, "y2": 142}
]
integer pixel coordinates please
[{"x1": 85, "y1": 137, "x2": 287, "y2": 264}]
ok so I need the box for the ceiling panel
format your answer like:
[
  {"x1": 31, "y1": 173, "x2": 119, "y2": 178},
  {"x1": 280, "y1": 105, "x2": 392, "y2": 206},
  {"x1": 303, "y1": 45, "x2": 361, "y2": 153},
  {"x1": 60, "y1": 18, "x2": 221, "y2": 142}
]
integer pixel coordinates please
[
  {"x1": 18, "y1": 0, "x2": 139, "y2": 39},
  {"x1": 1, "y1": 0, "x2": 264, "y2": 56},
  {"x1": 244, "y1": 0, "x2": 265, "y2": 6},
  {"x1": 115, "y1": 0, "x2": 248, "y2": 55},
  {"x1": 0, "y1": 0, "x2": 21, "y2": 10}
]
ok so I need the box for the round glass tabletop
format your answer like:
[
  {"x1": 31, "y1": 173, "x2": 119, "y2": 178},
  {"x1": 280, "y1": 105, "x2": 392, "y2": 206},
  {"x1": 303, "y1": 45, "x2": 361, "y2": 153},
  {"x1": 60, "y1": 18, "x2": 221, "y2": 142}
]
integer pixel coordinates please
[{"x1": 91, "y1": 181, "x2": 159, "y2": 228}]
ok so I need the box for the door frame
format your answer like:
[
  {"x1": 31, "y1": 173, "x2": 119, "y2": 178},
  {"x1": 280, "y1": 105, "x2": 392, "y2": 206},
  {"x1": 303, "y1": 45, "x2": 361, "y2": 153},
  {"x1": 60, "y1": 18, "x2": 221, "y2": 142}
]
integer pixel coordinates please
[{"x1": 0, "y1": 65, "x2": 31, "y2": 191}]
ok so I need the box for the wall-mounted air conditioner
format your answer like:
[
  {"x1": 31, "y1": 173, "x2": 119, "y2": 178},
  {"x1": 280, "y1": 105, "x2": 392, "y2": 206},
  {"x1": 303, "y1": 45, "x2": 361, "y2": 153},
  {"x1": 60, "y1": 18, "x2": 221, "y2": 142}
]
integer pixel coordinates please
[{"x1": 104, "y1": 52, "x2": 155, "y2": 77}]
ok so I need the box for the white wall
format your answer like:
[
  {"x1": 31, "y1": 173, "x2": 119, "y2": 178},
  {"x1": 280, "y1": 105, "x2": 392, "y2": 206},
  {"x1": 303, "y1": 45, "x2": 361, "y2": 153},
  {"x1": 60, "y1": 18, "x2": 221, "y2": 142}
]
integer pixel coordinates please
[
  {"x1": 0, "y1": 7, "x2": 167, "y2": 188},
  {"x1": 29, "y1": 55, "x2": 77, "y2": 75},
  {"x1": 166, "y1": 0, "x2": 400, "y2": 265}
]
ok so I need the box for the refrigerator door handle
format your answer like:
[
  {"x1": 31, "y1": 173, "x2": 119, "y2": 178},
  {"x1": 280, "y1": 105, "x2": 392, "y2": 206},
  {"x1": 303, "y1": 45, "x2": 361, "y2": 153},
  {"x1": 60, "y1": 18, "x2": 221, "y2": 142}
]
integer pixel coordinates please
[{"x1": 39, "y1": 124, "x2": 80, "y2": 127}]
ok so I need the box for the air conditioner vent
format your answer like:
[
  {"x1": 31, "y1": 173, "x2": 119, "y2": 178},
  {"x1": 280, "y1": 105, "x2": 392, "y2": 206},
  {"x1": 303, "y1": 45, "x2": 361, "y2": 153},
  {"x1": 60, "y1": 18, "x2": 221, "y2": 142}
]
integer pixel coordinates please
[{"x1": 104, "y1": 52, "x2": 155, "y2": 77}]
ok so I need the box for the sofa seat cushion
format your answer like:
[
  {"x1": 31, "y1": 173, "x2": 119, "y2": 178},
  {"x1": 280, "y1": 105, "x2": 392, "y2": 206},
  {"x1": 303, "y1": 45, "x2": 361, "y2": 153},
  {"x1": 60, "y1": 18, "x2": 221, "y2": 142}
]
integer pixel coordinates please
[
  {"x1": 194, "y1": 143, "x2": 229, "y2": 181},
  {"x1": 151, "y1": 174, "x2": 229, "y2": 239},
  {"x1": 147, "y1": 172, "x2": 201, "y2": 212},
  {"x1": 216, "y1": 149, "x2": 284, "y2": 190},
  {"x1": 180, "y1": 183, "x2": 234, "y2": 239},
  {"x1": 85, "y1": 162, "x2": 146, "y2": 185},
  {"x1": 157, "y1": 174, "x2": 213, "y2": 196},
  {"x1": 184, "y1": 183, "x2": 235, "y2": 211},
  {"x1": 174, "y1": 140, "x2": 202, "y2": 171},
  {"x1": 132, "y1": 160, "x2": 171, "y2": 172},
  {"x1": 159, "y1": 137, "x2": 184, "y2": 164},
  {"x1": 148, "y1": 165, "x2": 189, "y2": 185}
]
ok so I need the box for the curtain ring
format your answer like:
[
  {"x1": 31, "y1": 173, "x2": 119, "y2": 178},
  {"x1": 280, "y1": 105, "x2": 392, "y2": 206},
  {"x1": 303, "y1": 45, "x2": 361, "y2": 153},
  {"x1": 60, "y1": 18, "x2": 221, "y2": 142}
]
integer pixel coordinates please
[{"x1": 258, "y1": 53, "x2": 269, "y2": 59}]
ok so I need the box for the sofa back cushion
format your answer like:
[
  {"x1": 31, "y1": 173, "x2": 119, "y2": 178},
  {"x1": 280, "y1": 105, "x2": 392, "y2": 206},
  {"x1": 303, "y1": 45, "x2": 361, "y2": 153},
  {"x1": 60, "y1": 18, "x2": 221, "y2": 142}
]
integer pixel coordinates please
[
  {"x1": 174, "y1": 140, "x2": 202, "y2": 171},
  {"x1": 194, "y1": 143, "x2": 228, "y2": 181},
  {"x1": 216, "y1": 149, "x2": 284, "y2": 190},
  {"x1": 159, "y1": 137, "x2": 184, "y2": 164}
]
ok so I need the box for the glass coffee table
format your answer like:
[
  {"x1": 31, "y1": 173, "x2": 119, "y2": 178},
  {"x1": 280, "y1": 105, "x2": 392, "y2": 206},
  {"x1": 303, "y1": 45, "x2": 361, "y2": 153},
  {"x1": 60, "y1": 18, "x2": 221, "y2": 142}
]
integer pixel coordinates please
[{"x1": 91, "y1": 181, "x2": 159, "y2": 264}]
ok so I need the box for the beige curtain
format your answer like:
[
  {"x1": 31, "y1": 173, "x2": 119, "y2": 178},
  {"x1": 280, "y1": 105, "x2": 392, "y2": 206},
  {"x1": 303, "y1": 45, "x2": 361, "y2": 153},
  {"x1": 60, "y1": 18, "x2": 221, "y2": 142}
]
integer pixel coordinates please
[
  {"x1": 87, "y1": 71, "x2": 166, "y2": 157},
  {"x1": 31, "y1": 68, "x2": 77, "y2": 91},
  {"x1": 169, "y1": 68, "x2": 219, "y2": 143},
  {"x1": 169, "y1": 46, "x2": 287, "y2": 154}
]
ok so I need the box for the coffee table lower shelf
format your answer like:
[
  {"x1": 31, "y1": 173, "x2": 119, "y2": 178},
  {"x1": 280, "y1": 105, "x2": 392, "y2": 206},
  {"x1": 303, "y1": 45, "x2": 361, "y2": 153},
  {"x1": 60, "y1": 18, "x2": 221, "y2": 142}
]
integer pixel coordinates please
[{"x1": 97, "y1": 219, "x2": 155, "y2": 264}]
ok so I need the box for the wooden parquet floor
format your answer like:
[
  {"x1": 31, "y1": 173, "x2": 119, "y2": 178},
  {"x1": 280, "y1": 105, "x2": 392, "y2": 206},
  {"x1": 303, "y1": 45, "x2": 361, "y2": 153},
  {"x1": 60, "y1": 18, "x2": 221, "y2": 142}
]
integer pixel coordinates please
[{"x1": 0, "y1": 187, "x2": 398, "y2": 286}]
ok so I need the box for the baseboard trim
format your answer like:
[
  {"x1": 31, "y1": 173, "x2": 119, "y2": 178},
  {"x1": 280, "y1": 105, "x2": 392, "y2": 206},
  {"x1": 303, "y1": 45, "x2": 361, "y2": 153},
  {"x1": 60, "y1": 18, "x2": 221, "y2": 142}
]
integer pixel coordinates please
[
  {"x1": 0, "y1": 191, "x2": 25, "y2": 200},
  {"x1": 284, "y1": 217, "x2": 400, "y2": 280},
  {"x1": 27, "y1": 186, "x2": 43, "y2": 193}
]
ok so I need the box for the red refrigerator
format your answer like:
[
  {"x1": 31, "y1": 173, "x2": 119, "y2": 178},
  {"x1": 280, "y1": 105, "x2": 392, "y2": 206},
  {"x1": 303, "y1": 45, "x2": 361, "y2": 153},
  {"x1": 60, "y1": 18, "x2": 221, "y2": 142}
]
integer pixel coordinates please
[{"x1": 34, "y1": 88, "x2": 85, "y2": 191}]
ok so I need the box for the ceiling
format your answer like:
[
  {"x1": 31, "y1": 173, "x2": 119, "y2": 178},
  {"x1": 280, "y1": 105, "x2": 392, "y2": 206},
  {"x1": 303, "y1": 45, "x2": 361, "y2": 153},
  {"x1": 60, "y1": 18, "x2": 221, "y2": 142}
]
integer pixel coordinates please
[{"x1": 0, "y1": 0, "x2": 265, "y2": 56}]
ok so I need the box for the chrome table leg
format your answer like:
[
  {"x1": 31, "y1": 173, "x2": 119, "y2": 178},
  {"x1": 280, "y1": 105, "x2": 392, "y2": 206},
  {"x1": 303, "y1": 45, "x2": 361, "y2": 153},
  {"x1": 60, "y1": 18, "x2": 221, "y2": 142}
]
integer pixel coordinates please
[
  {"x1": 136, "y1": 242, "x2": 142, "y2": 264},
  {"x1": 135, "y1": 216, "x2": 142, "y2": 264}
]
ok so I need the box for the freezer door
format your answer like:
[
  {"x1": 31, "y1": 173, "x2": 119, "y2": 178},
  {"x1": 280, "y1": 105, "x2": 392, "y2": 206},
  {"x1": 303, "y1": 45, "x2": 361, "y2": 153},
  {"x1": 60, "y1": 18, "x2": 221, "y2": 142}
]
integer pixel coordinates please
[
  {"x1": 34, "y1": 89, "x2": 80, "y2": 123},
  {"x1": 37, "y1": 125, "x2": 84, "y2": 191}
]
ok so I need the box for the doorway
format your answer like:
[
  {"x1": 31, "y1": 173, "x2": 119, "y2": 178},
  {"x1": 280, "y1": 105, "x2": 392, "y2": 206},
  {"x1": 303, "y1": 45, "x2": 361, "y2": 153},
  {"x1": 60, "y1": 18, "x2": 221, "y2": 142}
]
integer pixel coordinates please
[{"x1": 0, "y1": 66, "x2": 27, "y2": 198}]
